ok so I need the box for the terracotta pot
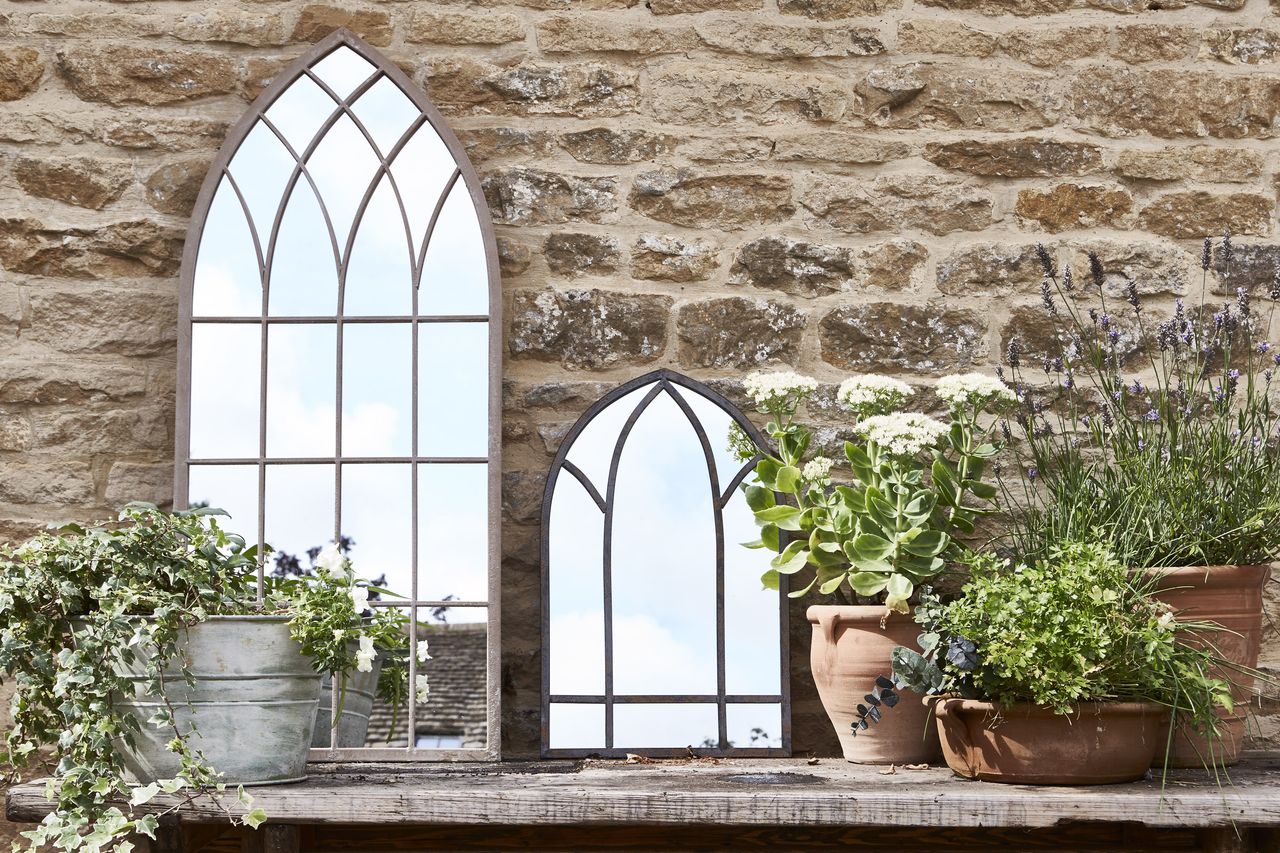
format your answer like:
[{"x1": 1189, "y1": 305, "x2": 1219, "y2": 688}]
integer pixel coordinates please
[
  {"x1": 807, "y1": 605, "x2": 941, "y2": 764},
  {"x1": 932, "y1": 698, "x2": 1168, "y2": 785},
  {"x1": 1144, "y1": 564, "x2": 1272, "y2": 768}
]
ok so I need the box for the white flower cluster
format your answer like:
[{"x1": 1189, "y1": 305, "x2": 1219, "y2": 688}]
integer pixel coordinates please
[
  {"x1": 316, "y1": 542, "x2": 346, "y2": 574},
  {"x1": 837, "y1": 374, "x2": 914, "y2": 417},
  {"x1": 356, "y1": 635, "x2": 376, "y2": 672},
  {"x1": 802, "y1": 456, "x2": 834, "y2": 484},
  {"x1": 415, "y1": 674, "x2": 431, "y2": 704},
  {"x1": 742, "y1": 370, "x2": 818, "y2": 413},
  {"x1": 349, "y1": 584, "x2": 369, "y2": 617},
  {"x1": 935, "y1": 373, "x2": 1017, "y2": 408},
  {"x1": 855, "y1": 413, "x2": 949, "y2": 457}
]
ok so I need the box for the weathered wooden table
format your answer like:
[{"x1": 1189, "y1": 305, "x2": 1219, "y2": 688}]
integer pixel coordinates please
[{"x1": 10, "y1": 756, "x2": 1280, "y2": 852}]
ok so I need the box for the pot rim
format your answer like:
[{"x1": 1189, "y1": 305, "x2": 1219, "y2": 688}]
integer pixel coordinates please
[
  {"x1": 928, "y1": 697, "x2": 1168, "y2": 718},
  {"x1": 1139, "y1": 563, "x2": 1273, "y2": 591},
  {"x1": 806, "y1": 604, "x2": 915, "y2": 625}
]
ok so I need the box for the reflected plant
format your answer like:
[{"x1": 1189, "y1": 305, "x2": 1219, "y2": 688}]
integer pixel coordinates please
[
  {"x1": 1002, "y1": 236, "x2": 1280, "y2": 567},
  {"x1": 738, "y1": 371, "x2": 1012, "y2": 613}
]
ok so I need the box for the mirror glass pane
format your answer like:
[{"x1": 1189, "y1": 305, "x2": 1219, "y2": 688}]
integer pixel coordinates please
[
  {"x1": 563, "y1": 385, "x2": 650, "y2": 491},
  {"x1": 341, "y1": 463, "x2": 412, "y2": 601},
  {"x1": 344, "y1": 174, "x2": 413, "y2": 316},
  {"x1": 264, "y1": 74, "x2": 333, "y2": 155},
  {"x1": 724, "y1": 484, "x2": 781, "y2": 695},
  {"x1": 390, "y1": 124, "x2": 455, "y2": 252},
  {"x1": 681, "y1": 389, "x2": 749, "y2": 488},
  {"x1": 193, "y1": 181, "x2": 261, "y2": 318},
  {"x1": 187, "y1": 464, "x2": 259, "y2": 545},
  {"x1": 189, "y1": 324, "x2": 260, "y2": 459},
  {"x1": 308, "y1": 113, "x2": 381, "y2": 251},
  {"x1": 417, "y1": 463, "x2": 487, "y2": 602},
  {"x1": 612, "y1": 391, "x2": 716, "y2": 696},
  {"x1": 226, "y1": 121, "x2": 294, "y2": 244},
  {"x1": 343, "y1": 323, "x2": 411, "y2": 457},
  {"x1": 614, "y1": 705, "x2": 718, "y2": 749},
  {"x1": 414, "y1": 613, "x2": 488, "y2": 749},
  {"x1": 350, "y1": 76, "x2": 419, "y2": 157},
  {"x1": 548, "y1": 475, "x2": 605, "y2": 696},
  {"x1": 263, "y1": 464, "x2": 335, "y2": 567},
  {"x1": 268, "y1": 180, "x2": 338, "y2": 315},
  {"x1": 419, "y1": 181, "x2": 488, "y2": 316},
  {"x1": 266, "y1": 324, "x2": 336, "y2": 457},
  {"x1": 548, "y1": 704, "x2": 604, "y2": 750},
  {"x1": 727, "y1": 704, "x2": 782, "y2": 749},
  {"x1": 419, "y1": 323, "x2": 487, "y2": 457},
  {"x1": 311, "y1": 46, "x2": 377, "y2": 100}
]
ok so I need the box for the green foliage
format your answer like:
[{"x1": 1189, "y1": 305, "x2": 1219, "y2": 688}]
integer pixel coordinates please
[
  {"x1": 1002, "y1": 238, "x2": 1280, "y2": 567},
  {"x1": 739, "y1": 372, "x2": 1010, "y2": 612},
  {"x1": 885, "y1": 544, "x2": 1238, "y2": 737},
  {"x1": 0, "y1": 504, "x2": 400, "y2": 852}
]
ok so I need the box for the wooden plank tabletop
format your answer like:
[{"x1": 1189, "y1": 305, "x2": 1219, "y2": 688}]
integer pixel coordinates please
[{"x1": 9, "y1": 756, "x2": 1280, "y2": 829}]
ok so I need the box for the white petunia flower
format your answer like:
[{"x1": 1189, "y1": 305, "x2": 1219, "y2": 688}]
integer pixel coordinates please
[
  {"x1": 414, "y1": 674, "x2": 431, "y2": 704},
  {"x1": 855, "y1": 413, "x2": 949, "y2": 457},
  {"x1": 332, "y1": 629, "x2": 345, "y2": 641},
  {"x1": 416, "y1": 640, "x2": 432, "y2": 663},
  {"x1": 355, "y1": 635, "x2": 376, "y2": 673},
  {"x1": 837, "y1": 375, "x2": 913, "y2": 418},
  {"x1": 935, "y1": 373, "x2": 1017, "y2": 409},
  {"x1": 349, "y1": 584, "x2": 370, "y2": 617},
  {"x1": 742, "y1": 370, "x2": 819, "y2": 414},
  {"x1": 316, "y1": 542, "x2": 345, "y2": 574},
  {"x1": 801, "y1": 456, "x2": 834, "y2": 485}
]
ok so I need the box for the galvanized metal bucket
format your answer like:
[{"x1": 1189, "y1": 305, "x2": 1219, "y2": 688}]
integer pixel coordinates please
[
  {"x1": 114, "y1": 615, "x2": 322, "y2": 785},
  {"x1": 312, "y1": 649, "x2": 384, "y2": 748}
]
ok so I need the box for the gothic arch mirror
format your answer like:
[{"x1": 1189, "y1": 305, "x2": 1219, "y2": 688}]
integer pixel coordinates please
[
  {"x1": 541, "y1": 370, "x2": 791, "y2": 757},
  {"x1": 175, "y1": 30, "x2": 501, "y2": 761}
]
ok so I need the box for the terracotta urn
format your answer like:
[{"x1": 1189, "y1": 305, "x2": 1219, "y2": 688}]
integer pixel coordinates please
[
  {"x1": 932, "y1": 698, "x2": 1168, "y2": 785},
  {"x1": 1144, "y1": 564, "x2": 1273, "y2": 768},
  {"x1": 807, "y1": 605, "x2": 941, "y2": 764}
]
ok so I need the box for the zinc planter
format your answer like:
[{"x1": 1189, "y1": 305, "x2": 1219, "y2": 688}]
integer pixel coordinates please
[
  {"x1": 115, "y1": 615, "x2": 322, "y2": 785},
  {"x1": 312, "y1": 650, "x2": 384, "y2": 749},
  {"x1": 932, "y1": 698, "x2": 1168, "y2": 785},
  {"x1": 807, "y1": 605, "x2": 941, "y2": 765},
  {"x1": 1145, "y1": 564, "x2": 1271, "y2": 768}
]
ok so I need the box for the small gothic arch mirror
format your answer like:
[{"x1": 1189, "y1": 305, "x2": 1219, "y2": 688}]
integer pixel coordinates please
[
  {"x1": 541, "y1": 370, "x2": 791, "y2": 757},
  {"x1": 175, "y1": 30, "x2": 501, "y2": 761}
]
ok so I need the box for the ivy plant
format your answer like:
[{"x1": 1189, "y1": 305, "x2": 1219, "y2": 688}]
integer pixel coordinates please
[
  {"x1": 737, "y1": 372, "x2": 1013, "y2": 613},
  {"x1": 0, "y1": 503, "x2": 402, "y2": 853}
]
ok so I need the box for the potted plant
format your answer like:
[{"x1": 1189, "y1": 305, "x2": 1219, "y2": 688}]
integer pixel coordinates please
[
  {"x1": 860, "y1": 542, "x2": 1239, "y2": 784},
  {"x1": 0, "y1": 503, "x2": 404, "y2": 851},
  {"x1": 1002, "y1": 237, "x2": 1280, "y2": 765},
  {"x1": 737, "y1": 370, "x2": 1013, "y2": 763}
]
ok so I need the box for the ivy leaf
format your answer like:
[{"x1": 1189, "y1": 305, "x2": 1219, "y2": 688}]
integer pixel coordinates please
[
  {"x1": 128, "y1": 784, "x2": 160, "y2": 807},
  {"x1": 243, "y1": 808, "x2": 268, "y2": 830}
]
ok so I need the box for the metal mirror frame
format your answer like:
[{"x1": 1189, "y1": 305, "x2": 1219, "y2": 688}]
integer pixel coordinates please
[
  {"x1": 539, "y1": 369, "x2": 792, "y2": 758},
  {"x1": 174, "y1": 29, "x2": 502, "y2": 762}
]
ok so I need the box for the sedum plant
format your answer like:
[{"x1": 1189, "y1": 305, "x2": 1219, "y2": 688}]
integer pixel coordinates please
[
  {"x1": 737, "y1": 370, "x2": 1013, "y2": 613},
  {"x1": 0, "y1": 504, "x2": 403, "y2": 853},
  {"x1": 1001, "y1": 235, "x2": 1280, "y2": 567},
  {"x1": 854, "y1": 542, "x2": 1244, "y2": 757}
]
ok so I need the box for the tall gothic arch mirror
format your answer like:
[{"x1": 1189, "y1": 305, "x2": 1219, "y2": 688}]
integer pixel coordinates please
[
  {"x1": 175, "y1": 30, "x2": 501, "y2": 761},
  {"x1": 541, "y1": 370, "x2": 791, "y2": 758}
]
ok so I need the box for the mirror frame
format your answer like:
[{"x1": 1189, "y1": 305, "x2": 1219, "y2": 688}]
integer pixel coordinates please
[
  {"x1": 174, "y1": 29, "x2": 502, "y2": 762},
  {"x1": 540, "y1": 369, "x2": 792, "y2": 758}
]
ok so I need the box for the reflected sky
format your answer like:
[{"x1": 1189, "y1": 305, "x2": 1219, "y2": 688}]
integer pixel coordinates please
[
  {"x1": 547, "y1": 383, "x2": 783, "y2": 751},
  {"x1": 184, "y1": 45, "x2": 491, "y2": 617}
]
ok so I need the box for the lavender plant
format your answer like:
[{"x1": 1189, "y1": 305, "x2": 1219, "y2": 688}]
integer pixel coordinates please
[{"x1": 1000, "y1": 235, "x2": 1280, "y2": 568}]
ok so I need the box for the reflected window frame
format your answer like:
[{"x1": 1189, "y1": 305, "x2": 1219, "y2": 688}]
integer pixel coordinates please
[
  {"x1": 540, "y1": 369, "x2": 792, "y2": 758},
  {"x1": 173, "y1": 29, "x2": 502, "y2": 762}
]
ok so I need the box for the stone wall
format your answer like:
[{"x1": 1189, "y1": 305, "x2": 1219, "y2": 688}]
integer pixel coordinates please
[{"x1": 0, "y1": 0, "x2": 1277, "y2": 787}]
